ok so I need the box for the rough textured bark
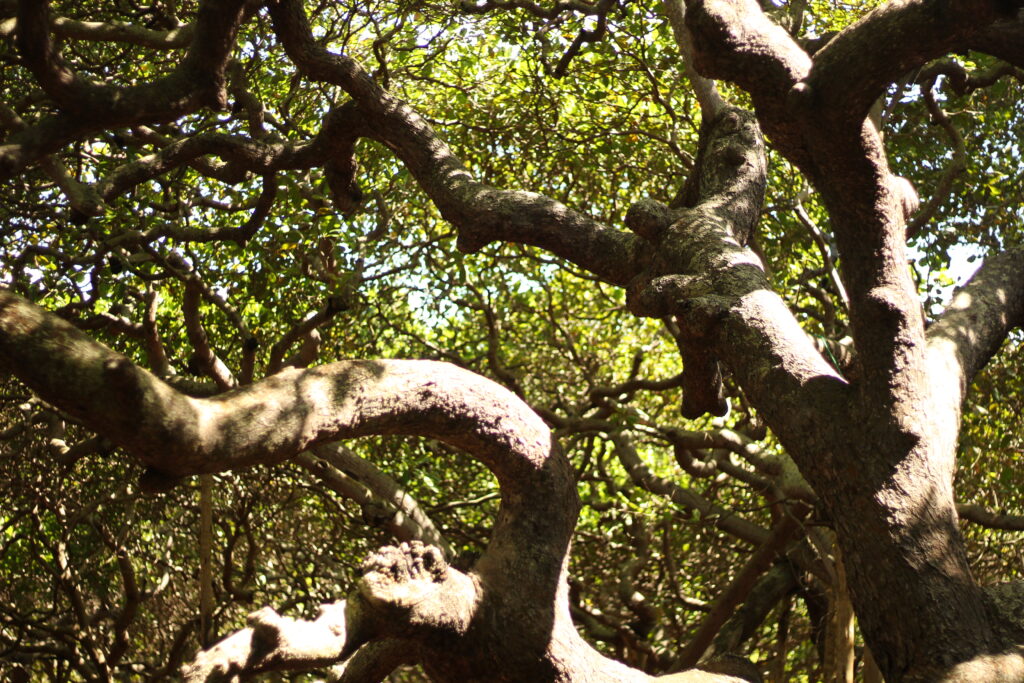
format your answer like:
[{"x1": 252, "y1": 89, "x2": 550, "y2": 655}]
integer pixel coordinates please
[
  {"x1": 0, "y1": 0, "x2": 259, "y2": 181},
  {"x1": 0, "y1": 290, "x2": 749, "y2": 682},
  {"x1": 3, "y1": 0, "x2": 1024, "y2": 681},
  {"x1": 682, "y1": 2, "x2": 1024, "y2": 681}
]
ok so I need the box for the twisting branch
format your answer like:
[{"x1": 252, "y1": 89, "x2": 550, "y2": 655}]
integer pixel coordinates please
[
  {"x1": 0, "y1": 290, "x2": 747, "y2": 683},
  {"x1": 41, "y1": 17, "x2": 194, "y2": 49},
  {"x1": 267, "y1": 304, "x2": 340, "y2": 375},
  {"x1": 0, "y1": 287, "x2": 574, "y2": 554},
  {"x1": 685, "y1": 0, "x2": 924, "y2": 411},
  {"x1": 0, "y1": 0, "x2": 252, "y2": 178},
  {"x1": 183, "y1": 602, "x2": 350, "y2": 681},
  {"x1": 267, "y1": 0, "x2": 647, "y2": 288},
  {"x1": 154, "y1": 250, "x2": 256, "y2": 354},
  {"x1": 183, "y1": 281, "x2": 238, "y2": 392}
]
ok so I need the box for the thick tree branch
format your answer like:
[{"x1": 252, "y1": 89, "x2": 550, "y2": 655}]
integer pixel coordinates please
[
  {"x1": 267, "y1": 0, "x2": 647, "y2": 288},
  {"x1": 625, "y1": 107, "x2": 849, "y2": 445},
  {"x1": 926, "y1": 248, "x2": 1024, "y2": 413},
  {"x1": 1, "y1": 0, "x2": 251, "y2": 178},
  {"x1": 969, "y1": 14, "x2": 1024, "y2": 67},
  {"x1": 804, "y1": 0, "x2": 1019, "y2": 127},
  {"x1": 266, "y1": 0, "x2": 845, "y2": 448},
  {"x1": 0, "y1": 291, "x2": 547, "y2": 473},
  {"x1": 685, "y1": 0, "x2": 930, "y2": 414}
]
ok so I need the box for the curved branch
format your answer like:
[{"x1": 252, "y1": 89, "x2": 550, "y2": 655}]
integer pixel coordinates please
[
  {"x1": 95, "y1": 112, "x2": 364, "y2": 202},
  {"x1": 1, "y1": 0, "x2": 251, "y2": 178},
  {"x1": 926, "y1": 248, "x2": 1024, "y2": 413},
  {"x1": 50, "y1": 17, "x2": 194, "y2": 49},
  {"x1": 0, "y1": 102, "x2": 104, "y2": 217},
  {"x1": 267, "y1": 303, "x2": 340, "y2": 375},
  {"x1": 183, "y1": 282, "x2": 237, "y2": 391},
  {"x1": 804, "y1": 0, "x2": 1016, "y2": 127},
  {"x1": 684, "y1": 1, "x2": 932, "y2": 413},
  {"x1": 267, "y1": 0, "x2": 646, "y2": 288},
  {"x1": 0, "y1": 287, "x2": 575, "y2": 584}
]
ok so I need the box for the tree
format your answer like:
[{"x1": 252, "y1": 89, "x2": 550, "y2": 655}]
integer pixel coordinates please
[{"x1": 1, "y1": 0, "x2": 1023, "y2": 681}]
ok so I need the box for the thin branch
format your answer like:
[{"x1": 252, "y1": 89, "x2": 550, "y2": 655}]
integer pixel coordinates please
[
  {"x1": 665, "y1": 0, "x2": 726, "y2": 119},
  {"x1": 182, "y1": 280, "x2": 237, "y2": 391},
  {"x1": 793, "y1": 198, "x2": 848, "y2": 307},
  {"x1": 905, "y1": 78, "x2": 968, "y2": 239},
  {"x1": 609, "y1": 433, "x2": 771, "y2": 547},
  {"x1": 460, "y1": 0, "x2": 608, "y2": 20},
  {"x1": 957, "y1": 503, "x2": 1024, "y2": 531},
  {"x1": 674, "y1": 509, "x2": 805, "y2": 670},
  {"x1": 301, "y1": 443, "x2": 454, "y2": 557}
]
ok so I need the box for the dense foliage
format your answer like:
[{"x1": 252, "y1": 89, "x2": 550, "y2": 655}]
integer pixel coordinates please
[{"x1": 0, "y1": 0, "x2": 1022, "y2": 681}]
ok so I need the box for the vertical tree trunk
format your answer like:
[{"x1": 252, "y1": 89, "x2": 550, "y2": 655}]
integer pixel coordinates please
[{"x1": 820, "y1": 435, "x2": 994, "y2": 682}]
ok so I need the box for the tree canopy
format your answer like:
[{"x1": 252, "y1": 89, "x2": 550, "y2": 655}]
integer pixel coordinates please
[{"x1": 1, "y1": 0, "x2": 1023, "y2": 682}]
